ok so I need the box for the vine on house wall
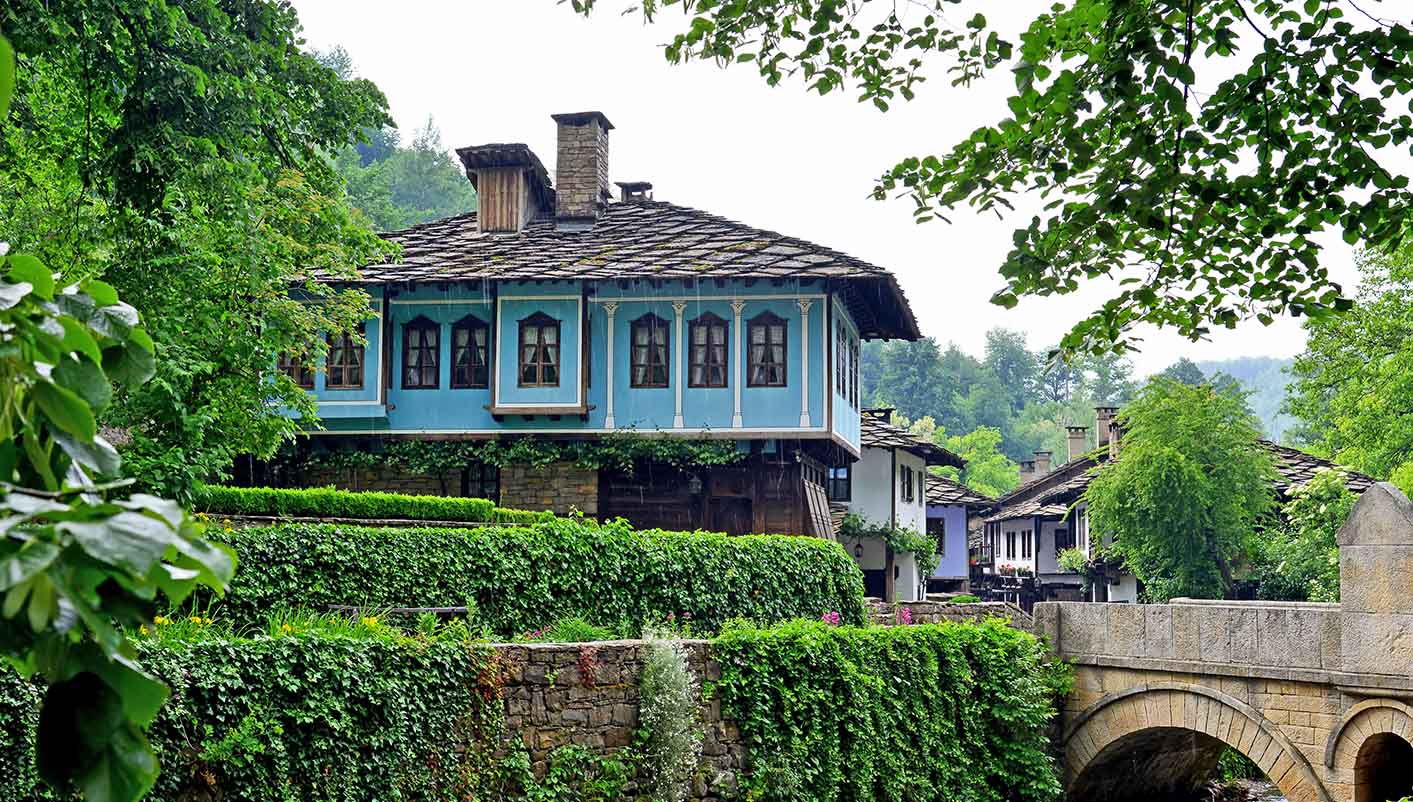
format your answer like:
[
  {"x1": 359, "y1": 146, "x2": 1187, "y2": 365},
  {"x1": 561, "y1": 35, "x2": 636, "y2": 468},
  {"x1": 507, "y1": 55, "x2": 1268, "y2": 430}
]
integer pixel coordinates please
[
  {"x1": 839, "y1": 512, "x2": 940, "y2": 582},
  {"x1": 285, "y1": 433, "x2": 747, "y2": 481}
]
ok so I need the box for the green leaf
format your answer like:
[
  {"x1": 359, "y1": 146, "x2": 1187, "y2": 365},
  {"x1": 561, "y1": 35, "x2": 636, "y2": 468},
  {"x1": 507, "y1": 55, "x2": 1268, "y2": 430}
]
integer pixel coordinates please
[
  {"x1": 0, "y1": 542, "x2": 61, "y2": 592},
  {"x1": 0, "y1": 34, "x2": 13, "y2": 120},
  {"x1": 34, "y1": 381, "x2": 97, "y2": 441},
  {"x1": 59, "y1": 318, "x2": 104, "y2": 365},
  {"x1": 60, "y1": 512, "x2": 180, "y2": 577},
  {"x1": 84, "y1": 280, "x2": 119, "y2": 307},
  {"x1": 53, "y1": 356, "x2": 113, "y2": 411},
  {"x1": 0, "y1": 280, "x2": 32, "y2": 310},
  {"x1": 51, "y1": 429, "x2": 122, "y2": 476},
  {"x1": 7, "y1": 254, "x2": 54, "y2": 300}
]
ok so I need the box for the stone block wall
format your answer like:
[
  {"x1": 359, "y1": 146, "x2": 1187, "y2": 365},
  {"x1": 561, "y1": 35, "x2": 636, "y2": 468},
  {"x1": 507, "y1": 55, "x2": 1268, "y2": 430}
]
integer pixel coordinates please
[
  {"x1": 298, "y1": 464, "x2": 462, "y2": 497},
  {"x1": 867, "y1": 599, "x2": 1033, "y2": 630},
  {"x1": 495, "y1": 640, "x2": 742, "y2": 800},
  {"x1": 500, "y1": 462, "x2": 599, "y2": 517}
]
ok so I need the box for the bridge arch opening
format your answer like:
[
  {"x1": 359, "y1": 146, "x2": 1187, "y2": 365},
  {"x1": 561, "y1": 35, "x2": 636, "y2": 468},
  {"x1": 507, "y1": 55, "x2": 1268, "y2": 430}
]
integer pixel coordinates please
[
  {"x1": 1355, "y1": 732, "x2": 1413, "y2": 802},
  {"x1": 1069, "y1": 726, "x2": 1230, "y2": 801}
]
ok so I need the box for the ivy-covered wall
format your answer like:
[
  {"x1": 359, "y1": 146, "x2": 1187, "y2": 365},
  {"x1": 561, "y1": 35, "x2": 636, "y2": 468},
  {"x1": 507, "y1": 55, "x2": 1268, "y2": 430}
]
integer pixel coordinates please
[{"x1": 0, "y1": 619, "x2": 1064, "y2": 802}]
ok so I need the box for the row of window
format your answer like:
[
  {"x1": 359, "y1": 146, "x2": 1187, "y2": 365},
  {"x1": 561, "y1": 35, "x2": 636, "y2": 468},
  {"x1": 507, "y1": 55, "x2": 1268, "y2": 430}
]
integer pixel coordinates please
[
  {"x1": 823, "y1": 464, "x2": 928, "y2": 506},
  {"x1": 995, "y1": 525, "x2": 1086, "y2": 562},
  {"x1": 281, "y1": 310, "x2": 797, "y2": 392},
  {"x1": 835, "y1": 320, "x2": 860, "y2": 408}
]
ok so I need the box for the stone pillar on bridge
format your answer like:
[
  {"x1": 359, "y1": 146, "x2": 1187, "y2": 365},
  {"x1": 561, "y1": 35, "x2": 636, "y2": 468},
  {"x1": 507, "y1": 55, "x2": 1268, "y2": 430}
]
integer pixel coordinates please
[{"x1": 1338, "y1": 482, "x2": 1413, "y2": 677}]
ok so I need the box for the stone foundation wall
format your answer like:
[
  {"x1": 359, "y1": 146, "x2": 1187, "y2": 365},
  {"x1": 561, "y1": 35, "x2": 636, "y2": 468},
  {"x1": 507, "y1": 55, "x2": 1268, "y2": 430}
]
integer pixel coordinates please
[
  {"x1": 495, "y1": 639, "x2": 741, "y2": 800},
  {"x1": 500, "y1": 462, "x2": 599, "y2": 516},
  {"x1": 867, "y1": 599, "x2": 1033, "y2": 630},
  {"x1": 297, "y1": 464, "x2": 462, "y2": 496}
]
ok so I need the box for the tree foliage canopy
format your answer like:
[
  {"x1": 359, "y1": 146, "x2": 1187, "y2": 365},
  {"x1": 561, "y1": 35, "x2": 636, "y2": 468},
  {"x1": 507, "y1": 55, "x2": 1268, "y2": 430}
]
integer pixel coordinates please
[
  {"x1": 1287, "y1": 245, "x2": 1413, "y2": 490},
  {"x1": 573, "y1": 0, "x2": 1413, "y2": 353},
  {"x1": 1086, "y1": 378, "x2": 1277, "y2": 601},
  {"x1": 0, "y1": 2, "x2": 396, "y2": 499}
]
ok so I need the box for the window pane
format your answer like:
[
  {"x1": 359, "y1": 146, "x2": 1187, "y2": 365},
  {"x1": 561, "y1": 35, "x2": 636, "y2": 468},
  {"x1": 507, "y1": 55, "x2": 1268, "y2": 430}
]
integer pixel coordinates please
[
  {"x1": 543, "y1": 326, "x2": 557, "y2": 345},
  {"x1": 751, "y1": 326, "x2": 765, "y2": 344},
  {"x1": 544, "y1": 344, "x2": 558, "y2": 367}
]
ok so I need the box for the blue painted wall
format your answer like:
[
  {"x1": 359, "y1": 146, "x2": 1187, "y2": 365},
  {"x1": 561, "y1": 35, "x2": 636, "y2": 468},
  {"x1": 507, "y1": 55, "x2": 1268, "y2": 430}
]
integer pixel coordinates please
[
  {"x1": 302, "y1": 279, "x2": 853, "y2": 438},
  {"x1": 829, "y1": 297, "x2": 862, "y2": 451},
  {"x1": 927, "y1": 503, "x2": 970, "y2": 579}
]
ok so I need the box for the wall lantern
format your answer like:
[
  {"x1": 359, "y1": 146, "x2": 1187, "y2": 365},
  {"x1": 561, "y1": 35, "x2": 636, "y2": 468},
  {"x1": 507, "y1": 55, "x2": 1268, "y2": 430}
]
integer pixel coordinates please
[
  {"x1": 853, "y1": 542, "x2": 864, "y2": 560},
  {"x1": 686, "y1": 474, "x2": 704, "y2": 495}
]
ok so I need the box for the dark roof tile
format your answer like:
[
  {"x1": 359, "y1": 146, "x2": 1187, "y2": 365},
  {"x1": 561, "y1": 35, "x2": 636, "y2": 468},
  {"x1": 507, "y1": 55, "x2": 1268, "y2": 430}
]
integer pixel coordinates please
[{"x1": 344, "y1": 202, "x2": 920, "y2": 339}]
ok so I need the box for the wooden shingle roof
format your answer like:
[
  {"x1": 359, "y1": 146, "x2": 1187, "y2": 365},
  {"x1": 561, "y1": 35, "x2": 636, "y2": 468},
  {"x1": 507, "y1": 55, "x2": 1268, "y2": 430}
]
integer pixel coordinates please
[
  {"x1": 986, "y1": 440, "x2": 1375, "y2": 524},
  {"x1": 350, "y1": 201, "x2": 921, "y2": 339},
  {"x1": 926, "y1": 475, "x2": 994, "y2": 507},
  {"x1": 860, "y1": 409, "x2": 965, "y2": 468}
]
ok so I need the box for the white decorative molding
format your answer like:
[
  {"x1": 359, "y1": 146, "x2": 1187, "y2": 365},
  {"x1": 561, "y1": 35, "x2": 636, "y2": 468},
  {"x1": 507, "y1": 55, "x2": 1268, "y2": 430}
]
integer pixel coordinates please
[
  {"x1": 730, "y1": 299, "x2": 747, "y2": 428},
  {"x1": 796, "y1": 298, "x2": 814, "y2": 427},
  {"x1": 601, "y1": 302, "x2": 619, "y2": 429},
  {"x1": 672, "y1": 301, "x2": 688, "y2": 429}
]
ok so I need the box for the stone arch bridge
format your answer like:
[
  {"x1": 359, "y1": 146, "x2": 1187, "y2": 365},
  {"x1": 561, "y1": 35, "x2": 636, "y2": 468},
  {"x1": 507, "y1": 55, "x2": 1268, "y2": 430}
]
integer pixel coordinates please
[{"x1": 1035, "y1": 484, "x2": 1413, "y2": 802}]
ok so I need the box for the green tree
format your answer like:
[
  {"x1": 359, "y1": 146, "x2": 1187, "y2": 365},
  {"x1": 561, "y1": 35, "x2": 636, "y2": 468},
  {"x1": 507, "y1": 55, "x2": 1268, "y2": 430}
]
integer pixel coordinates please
[
  {"x1": 935, "y1": 426, "x2": 1019, "y2": 498},
  {"x1": 1253, "y1": 468, "x2": 1356, "y2": 603},
  {"x1": 982, "y1": 327, "x2": 1039, "y2": 413},
  {"x1": 1073, "y1": 352, "x2": 1138, "y2": 406},
  {"x1": 1085, "y1": 379, "x2": 1277, "y2": 601},
  {"x1": 873, "y1": 338, "x2": 950, "y2": 423},
  {"x1": 0, "y1": 2, "x2": 395, "y2": 499},
  {"x1": 570, "y1": 1, "x2": 1413, "y2": 354},
  {"x1": 332, "y1": 117, "x2": 478, "y2": 232},
  {"x1": 1156, "y1": 358, "x2": 1206, "y2": 386},
  {"x1": 1287, "y1": 246, "x2": 1413, "y2": 484}
]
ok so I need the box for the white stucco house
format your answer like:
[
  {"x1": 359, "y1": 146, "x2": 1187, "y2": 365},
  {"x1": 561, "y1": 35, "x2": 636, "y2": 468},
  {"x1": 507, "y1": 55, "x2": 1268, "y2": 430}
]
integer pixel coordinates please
[{"x1": 829, "y1": 408, "x2": 964, "y2": 602}]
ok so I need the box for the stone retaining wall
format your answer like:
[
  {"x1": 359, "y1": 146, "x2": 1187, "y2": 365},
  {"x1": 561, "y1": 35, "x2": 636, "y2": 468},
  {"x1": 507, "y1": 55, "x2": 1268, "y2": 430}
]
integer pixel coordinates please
[
  {"x1": 298, "y1": 464, "x2": 462, "y2": 496},
  {"x1": 500, "y1": 462, "x2": 599, "y2": 517},
  {"x1": 496, "y1": 639, "x2": 738, "y2": 799},
  {"x1": 867, "y1": 599, "x2": 1033, "y2": 630}
]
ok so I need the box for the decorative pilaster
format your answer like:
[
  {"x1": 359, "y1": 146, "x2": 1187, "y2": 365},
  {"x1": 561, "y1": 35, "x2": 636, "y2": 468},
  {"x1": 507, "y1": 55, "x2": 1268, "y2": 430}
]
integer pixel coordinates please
[
  {"x1": 730, "y1": 300, "x2": 746, "y2": 428},
  {"x1": 796, "y1": 299, "x2": 814, "y2": 427},
  {"x1": 601, "y1": 302, "x2": 619, "y2": 429},
  {"x1": 672, "y1": 301, "x2": 687, "y2": 429}
]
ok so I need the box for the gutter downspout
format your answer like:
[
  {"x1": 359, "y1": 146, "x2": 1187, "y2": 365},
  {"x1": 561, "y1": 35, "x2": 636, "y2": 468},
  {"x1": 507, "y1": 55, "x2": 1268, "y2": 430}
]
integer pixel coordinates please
[{"x1": 884, "y1": 448, "x2": 897, "y2": 602}]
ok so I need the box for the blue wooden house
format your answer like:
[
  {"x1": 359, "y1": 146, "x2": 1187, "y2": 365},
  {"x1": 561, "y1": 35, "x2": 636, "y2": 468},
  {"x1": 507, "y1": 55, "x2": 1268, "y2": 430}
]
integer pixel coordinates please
[{"x1": 282, "y1": 111, "x2": 922, "y2": 537}]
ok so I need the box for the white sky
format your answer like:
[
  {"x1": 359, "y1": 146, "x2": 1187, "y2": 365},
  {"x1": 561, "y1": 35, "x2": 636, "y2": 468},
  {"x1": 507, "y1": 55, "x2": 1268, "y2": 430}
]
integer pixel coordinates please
[{"x1": 290, "y1": 0, "x2": 1360, "y2": 376}]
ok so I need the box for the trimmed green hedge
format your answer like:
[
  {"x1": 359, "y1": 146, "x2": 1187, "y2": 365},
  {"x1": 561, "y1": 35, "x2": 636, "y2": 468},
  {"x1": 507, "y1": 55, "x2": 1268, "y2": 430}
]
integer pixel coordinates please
[
  {"x1": 193, "y1": 484, "x2": 551, "y2": 524},
  {"x1": 207, "y1": 518, "x2": 867, "y2": 636},
  {"x1": 714, "y1": 618, "x2": 1070, "y2": 801},
  {"x1": 0, "y1": 631, "x2": 503, "y2": 802}
]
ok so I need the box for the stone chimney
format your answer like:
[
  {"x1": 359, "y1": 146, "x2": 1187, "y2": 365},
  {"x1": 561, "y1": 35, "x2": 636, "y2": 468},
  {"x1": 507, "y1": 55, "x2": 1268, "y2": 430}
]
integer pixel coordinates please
[
  {"x1": 455, "y1": 143, "x2": 552, "y2": 234},
  {"x1": 615, "y1": 181, "x2": 653, "y2": 203},
  {"x1": 1034, "y1": 450, "x2": 1052, "y2": 477},
  {"x1": 1018, "y1": 460, "x2": 1037, "y2": 485},
  {"x1": 552, "y1": 111, "x2": 613, "y2": 225},
  {"x1": 1095, "y1": 406, "x2": 1119, "y2": 449},
  {"x1": 1067, "y1": 426, "x2": 1089, "y2": 463}
]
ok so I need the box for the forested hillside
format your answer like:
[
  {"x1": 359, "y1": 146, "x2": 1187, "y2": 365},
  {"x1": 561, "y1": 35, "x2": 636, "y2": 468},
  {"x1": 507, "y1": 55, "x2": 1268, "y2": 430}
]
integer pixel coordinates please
[{"x1": 1195, "y1": 356, "x2": 1295, "y2": 443}]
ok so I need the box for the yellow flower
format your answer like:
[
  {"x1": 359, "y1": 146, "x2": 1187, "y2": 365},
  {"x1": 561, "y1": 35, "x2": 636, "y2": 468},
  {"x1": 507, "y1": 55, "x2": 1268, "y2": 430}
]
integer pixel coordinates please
[
  {"x1": 189, "y1": 615, "x2": 203, "y2": 624},
  {"x1": 280, "y1": 623, "x2": 294, "y2": 633},
  {"x1": 361, "y1": 616, "x2": 379, "y2": 628},
  {"x1": 154, "y1": 615, "x2": 169, "y2": 626},
  {"x1": 203, "y1": 617, "x2": 213, "y2": 625},
  {"x1": 139, "y1": 625, "x2": 149, "y2": 636}
]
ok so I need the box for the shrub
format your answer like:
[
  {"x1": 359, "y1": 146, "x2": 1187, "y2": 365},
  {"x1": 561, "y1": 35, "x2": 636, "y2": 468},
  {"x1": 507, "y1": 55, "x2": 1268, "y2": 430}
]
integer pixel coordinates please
[
  {"x1": 192, "y1": 484, "x2": 552, "y2": 524},
  {"x1": 949, "y1": 594, "x2": 981, "y2": 604},
  {"x1": 0, "y1": 630, "x2": 504, "y2": 802},
  {"x1": 712, "y1": 618, "x2": 1070, "y2": 801},
  {"x1": 205, "y1": 518, "x2": 868, "y2": 636},
  {"x1": 638, "y1": 632, "x2": 702, "y2": 802}
]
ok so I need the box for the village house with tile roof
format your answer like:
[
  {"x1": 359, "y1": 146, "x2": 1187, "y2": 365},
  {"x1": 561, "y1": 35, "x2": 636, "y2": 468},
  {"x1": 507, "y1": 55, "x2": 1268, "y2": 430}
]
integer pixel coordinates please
[
  {"x1": 274, "y1": 112, "x2": 936, "y2": 597},
  {"x1": 978, "y1": 407, "x2": 1376, "y2": 606}
]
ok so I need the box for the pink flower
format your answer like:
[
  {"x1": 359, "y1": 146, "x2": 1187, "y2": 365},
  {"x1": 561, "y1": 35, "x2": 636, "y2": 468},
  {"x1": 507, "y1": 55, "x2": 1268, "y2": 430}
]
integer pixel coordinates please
[
  {"x1": 821, "y1": 611, "x2": 841, "y2": 626},
  {"x1": 898, "y1": 607, "x2": 913, "y2": 626}
]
